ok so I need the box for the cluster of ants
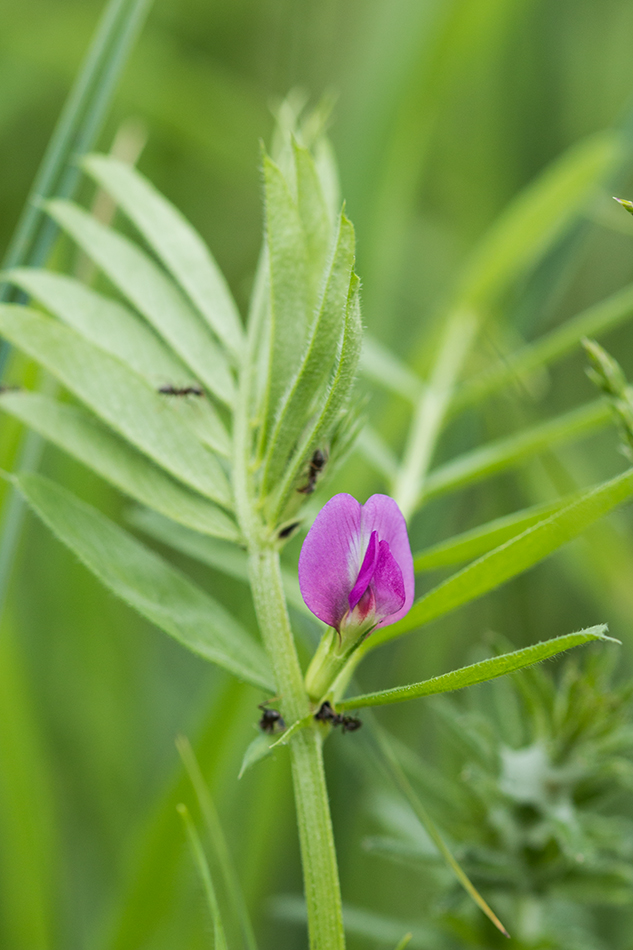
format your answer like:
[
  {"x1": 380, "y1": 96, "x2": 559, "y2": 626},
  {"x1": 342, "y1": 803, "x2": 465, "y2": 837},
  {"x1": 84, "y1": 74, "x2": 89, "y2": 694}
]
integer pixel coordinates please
[{"x1": 258, "y1": 699, "x2": 361, "y2": 736}]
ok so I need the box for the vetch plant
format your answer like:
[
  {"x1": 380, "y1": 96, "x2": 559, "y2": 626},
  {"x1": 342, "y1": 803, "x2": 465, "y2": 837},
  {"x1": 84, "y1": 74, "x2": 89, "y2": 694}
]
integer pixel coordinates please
[{"x1": 2, "y1": 98, "x2": 633, "y2": 950}]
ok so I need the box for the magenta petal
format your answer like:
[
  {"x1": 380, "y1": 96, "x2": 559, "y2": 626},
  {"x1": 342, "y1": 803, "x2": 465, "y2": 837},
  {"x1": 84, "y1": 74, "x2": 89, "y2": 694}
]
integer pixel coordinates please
[
  {"x1": 298, "y1": 493, "x2": 362, "y2": 628},
  {"x1": 348, "y1": 530, "x2": 378, "y2": 611},
  {"x1": 299, "y1": 492, "x2": 415, "y2": 632},
  {"x1": 360, "y1": 495, "x2": 415, "y2": 627},
  {"x1": 371, "y1": 539, "x2": 405, "y2": 623}
]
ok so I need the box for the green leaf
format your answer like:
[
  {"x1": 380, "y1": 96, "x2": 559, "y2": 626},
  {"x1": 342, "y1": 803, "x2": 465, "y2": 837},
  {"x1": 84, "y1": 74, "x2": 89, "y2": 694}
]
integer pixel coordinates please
[
  {"x1": 81, "y1": 153, "x2": 244, "y2": 359},
  {"x1": 238, "y1": 734, "x2": 276, "y2": 779},
  {"x1": 0, "y1": 305, "x2": 232, "y2": 506},
  {"x1": 0, "y1": 391, "x2": 239, "y2": 541},
  {"x1": 45, "y1": 199, "x2": 236, "y2": 407},
  {"x1": 14, "y1": 473, "x2": 273, "y2": 691},
  {"x1": 263, "y1": 213, "x2": 355, "y2": 491},
  {"x1": 422, "y1": 398, "x2": 611, "y2": 504},
  {"x1": 260, "y1": 154, "x2": 311, "y2": 445},
  {"x1": 293, "y1": 139, "x2": 332, "y2": 298},
  {"x1": 359, "y1": 336, "x2": 423, "y2": 404},
  {"x1": 614, "y1": 196, "x2": 633, "y2": 216},
  {"x1": 128, "y1": 507, "x2": 306, "y2": 612},
  {"x1": 269, "y1": 274, "x2": 363, "y2": 520},
  {"x1": 453, "y1": 282, "x2": 633, "y2": 414},
  {"x1": 6, "y1": 267, "x2": 186, "y2": 382},
  {"x1": 372, "y1": 466, "x2": 633, "y2": 648},
  {"x1": 413, "y1": 494, "x2": 579, "y2": 571},
  {"x1": 340, "y1": 626, "x2": 614, "y2": 710},
  {"x1": 5, "y1": 268, "x2": 231, "y2": 456}
]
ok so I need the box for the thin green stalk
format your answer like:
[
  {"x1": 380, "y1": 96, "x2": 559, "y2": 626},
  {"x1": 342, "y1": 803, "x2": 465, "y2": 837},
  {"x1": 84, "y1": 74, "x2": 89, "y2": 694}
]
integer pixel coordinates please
[
  {"x1": 393, "y1": 309, "x2": 478, "y2": 519},
  {"x1": 233, "y1": 349, "x2": 345, "y2": 950}
]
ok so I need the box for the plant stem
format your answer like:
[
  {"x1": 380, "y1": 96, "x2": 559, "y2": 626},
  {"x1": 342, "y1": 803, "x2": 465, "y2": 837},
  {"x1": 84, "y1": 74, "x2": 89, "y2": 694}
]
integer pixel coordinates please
[
  {"x1": 393, "y1": 309, "x2": 478, "y2": 519},
  {"x1": 233, "y1": 355, "x2": 345, "y2": 950},
  {"x1": 247, "y1": 548, "x2": 345, "y2": 950}
]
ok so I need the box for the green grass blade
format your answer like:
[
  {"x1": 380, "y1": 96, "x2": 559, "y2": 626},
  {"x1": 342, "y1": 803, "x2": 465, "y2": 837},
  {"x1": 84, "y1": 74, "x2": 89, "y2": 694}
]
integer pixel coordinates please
[
  {"x1": 0, "y1": 630, "x2": 59, "y2": 949},
  {"x1": 14, "y1": 472, "x2": 273, "y2": 690},
  {"x1": 0, "y1": 0, "x2": 146, "y2": 299},
  {"x1": 0, "y1": 392, "x2": 238, "y2": 541},
  {"x1": 260, "y1": 153, "x2": 311, "y2": 446},
  {"x1": 5, "y1": 269, "x2": 231, "y2": 456},
  {"x1": 451, "y1": 132, "x2": 620, "y2": 312},
  {"x1": 372, "y1": 722, "x2": 509, "y2": 938},
  {"x1": 454, "y1": 282, "x2": 633, "y2": 414},
  {"x1": 340, "y1": 626, "x2": 613, "y2": 710},
  {"x1": 177, "y1": 736, "x2": 259, "y2": 950},
  {"x1": 0, "y1": 306, "x2": 231, "y2": 506},
  {"x1": 422, "y1": 399, "x2": 611, "y2": 505},
  {"x1": 372, "y1": 465, "x2": 633, "y2": 648},
  {"x1": 177, "y1": 804, "x2": 228, "y2": 950},
  {"x1": 355, "y1": 426, "x2": 399, "y2": 482},
  {"x1": 81, "y1": 154, "x2": 244, "y2": 359},
  {"x1": 412, "y1": 494, "x2": 579, "y2": 571},
  {"x1": 45, "y1": 200, "x2": 235, "y2": 407},
  {"x1": 100, "y1": 680, "x2": 251, "y2": 950},
  {"x1": 270, "y1": 897, "x2": 440, "y2": 950},
  {"x1": 129, "y1": 507, "x2": 306, "y2": 612},
  {"x1": 263, "y1": 213, "x2": 355, "y2": 491}
]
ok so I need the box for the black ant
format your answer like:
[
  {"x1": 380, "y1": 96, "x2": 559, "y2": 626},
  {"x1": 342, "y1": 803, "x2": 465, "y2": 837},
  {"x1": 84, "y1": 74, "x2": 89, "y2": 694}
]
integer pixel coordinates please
[
  {"x1": 314, "y1": 700, "x2": 362, "y2": 733},
  {"x1": 298, "y1": 448, "x2": 327, "y2": 495},
  {"x1": 278, "y1": 521, "x2": 301, "y2": 540},
  {"x1": 258, "y1": 700, "x2": 285, "y2": 735},
  {"x1": 158, "y1": 384, "x2": 205, "y2": 396}
]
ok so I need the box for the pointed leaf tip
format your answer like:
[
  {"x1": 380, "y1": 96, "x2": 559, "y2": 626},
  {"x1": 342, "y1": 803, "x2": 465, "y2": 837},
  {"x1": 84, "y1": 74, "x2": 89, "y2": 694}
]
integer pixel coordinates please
[{"x1": 614, "y1": 196, "x2": 633, "y2": 215}]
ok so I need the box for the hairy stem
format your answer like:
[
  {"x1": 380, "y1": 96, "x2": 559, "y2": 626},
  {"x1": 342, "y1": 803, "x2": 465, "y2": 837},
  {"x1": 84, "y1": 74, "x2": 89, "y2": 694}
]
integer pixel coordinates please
[{"x1": 233, "y1": 354, "x2": 345, "y2": 950}]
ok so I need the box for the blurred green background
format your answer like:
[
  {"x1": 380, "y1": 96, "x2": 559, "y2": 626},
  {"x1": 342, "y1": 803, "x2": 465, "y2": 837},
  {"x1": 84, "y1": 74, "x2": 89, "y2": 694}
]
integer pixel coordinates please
[{"x1": 3, "y1": 1, "x2": 633, "y2": 948}]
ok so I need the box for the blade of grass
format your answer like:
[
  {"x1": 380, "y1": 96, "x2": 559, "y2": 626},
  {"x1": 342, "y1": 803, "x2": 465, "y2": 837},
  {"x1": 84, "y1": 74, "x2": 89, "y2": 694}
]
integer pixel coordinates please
[
  {"x1": 177, "y1": 736, "x2": 258, "y2": 950},
  {"x1": 371, "y1": 720, "x2": 510, "y2": 938},
  {"x1": 0, "y1": 0, "x2": 154, "y2": 639},
  {"x1": 177, "y1": 804, "x2": 228, "y2": 950},
  {"x1": 0, "y1": 0, "x2": 149, "y2": 312},
  {"x1": 453, "y1": 282, "x2": 633, "y2": 414}
]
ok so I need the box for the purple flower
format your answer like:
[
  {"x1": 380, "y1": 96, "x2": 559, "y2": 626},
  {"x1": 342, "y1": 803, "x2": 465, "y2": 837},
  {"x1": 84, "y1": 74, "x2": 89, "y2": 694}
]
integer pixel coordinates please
[{"x1": 298, "y1": 493, "x2": 414, "y2": 640}]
